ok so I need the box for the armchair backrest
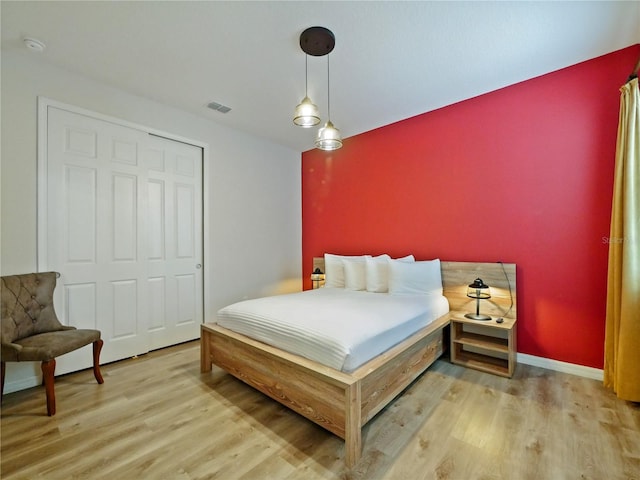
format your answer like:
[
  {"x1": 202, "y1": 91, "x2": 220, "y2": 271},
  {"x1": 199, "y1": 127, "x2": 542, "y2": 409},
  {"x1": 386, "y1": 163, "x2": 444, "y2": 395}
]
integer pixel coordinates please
[{"x1": 1, "y1": 272, "x2": 65, "y2": 344}]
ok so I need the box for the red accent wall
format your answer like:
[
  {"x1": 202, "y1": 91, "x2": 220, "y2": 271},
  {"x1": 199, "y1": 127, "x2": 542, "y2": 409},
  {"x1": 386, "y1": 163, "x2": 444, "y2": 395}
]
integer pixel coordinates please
[{"x1": 302, "y1": 45, "x2": 640, "y2": 369}]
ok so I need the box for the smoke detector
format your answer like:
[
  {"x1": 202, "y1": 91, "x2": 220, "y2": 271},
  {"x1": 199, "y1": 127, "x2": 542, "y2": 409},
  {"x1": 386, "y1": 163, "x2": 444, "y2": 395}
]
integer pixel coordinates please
[{"x1": 24, "y1": 37, "x2": 46, "y2": 52}]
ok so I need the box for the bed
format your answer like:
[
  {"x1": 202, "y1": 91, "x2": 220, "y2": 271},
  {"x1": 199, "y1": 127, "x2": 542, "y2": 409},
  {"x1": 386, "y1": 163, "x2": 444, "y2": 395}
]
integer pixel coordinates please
[{"x1": 201, "y1": 259, "x2": 516, "y2": 467}]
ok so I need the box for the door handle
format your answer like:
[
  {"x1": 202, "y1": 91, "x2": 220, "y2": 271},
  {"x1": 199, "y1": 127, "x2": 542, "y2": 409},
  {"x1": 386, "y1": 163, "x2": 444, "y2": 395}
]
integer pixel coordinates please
[{"x1": 196, "y1": 264, "x2": 202, "y2": 269}]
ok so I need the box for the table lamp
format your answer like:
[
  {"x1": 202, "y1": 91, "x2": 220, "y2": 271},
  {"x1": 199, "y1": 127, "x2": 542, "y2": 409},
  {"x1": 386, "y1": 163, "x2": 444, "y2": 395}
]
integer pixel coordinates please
[
  {"x1": 311, "y1": 268, "x2": 325, "y2": 289},
  {"x1": 465, "y1": 278, "x2": 492, "y2": 320}
]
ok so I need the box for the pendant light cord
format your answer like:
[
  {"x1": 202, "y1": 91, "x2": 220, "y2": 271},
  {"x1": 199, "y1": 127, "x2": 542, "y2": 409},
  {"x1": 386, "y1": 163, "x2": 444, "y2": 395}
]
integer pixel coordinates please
[
  {"x1": 327, "y1": 54, "x2": 331, "y2": 120},
  {"x1": 305, "y1": 54, "x2": 309, "y2": 95}
]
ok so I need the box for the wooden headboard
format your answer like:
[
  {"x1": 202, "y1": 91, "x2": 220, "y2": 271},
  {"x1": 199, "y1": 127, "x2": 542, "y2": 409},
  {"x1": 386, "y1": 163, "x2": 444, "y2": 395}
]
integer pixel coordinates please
[{"x1": 312, "y1": 258, "x2": 517, "y2": 319}]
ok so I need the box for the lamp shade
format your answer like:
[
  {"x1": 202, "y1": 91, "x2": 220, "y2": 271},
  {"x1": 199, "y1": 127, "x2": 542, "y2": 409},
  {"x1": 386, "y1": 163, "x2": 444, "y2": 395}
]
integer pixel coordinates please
[
  {"x1": 293, "y1": 96, "x2": 320, "y2": 127},
  {"x1": 315, "y1": 120, "x2": 343, "y2": 151},
  {"x1": 466, "y1": 278, "x2": 491, "y2": 299}
]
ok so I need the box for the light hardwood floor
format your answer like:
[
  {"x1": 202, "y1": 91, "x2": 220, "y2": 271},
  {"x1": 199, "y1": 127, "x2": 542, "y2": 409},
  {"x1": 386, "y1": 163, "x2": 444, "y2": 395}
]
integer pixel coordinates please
[{"x1": 1, "y1": 341, "x2": 638, "y2": 479}]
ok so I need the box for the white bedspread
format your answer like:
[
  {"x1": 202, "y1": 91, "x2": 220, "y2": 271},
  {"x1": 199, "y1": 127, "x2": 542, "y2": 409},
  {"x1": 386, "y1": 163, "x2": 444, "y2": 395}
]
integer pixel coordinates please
[{"x1": 216, "y1": 288, "x2": 449, "y2": 372}]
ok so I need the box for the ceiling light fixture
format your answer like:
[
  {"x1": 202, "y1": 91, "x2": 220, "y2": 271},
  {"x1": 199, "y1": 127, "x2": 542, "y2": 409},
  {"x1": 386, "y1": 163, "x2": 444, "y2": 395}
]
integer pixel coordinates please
[{"x1": 295, "y1": 26, "x2": 342, "y2": 151}]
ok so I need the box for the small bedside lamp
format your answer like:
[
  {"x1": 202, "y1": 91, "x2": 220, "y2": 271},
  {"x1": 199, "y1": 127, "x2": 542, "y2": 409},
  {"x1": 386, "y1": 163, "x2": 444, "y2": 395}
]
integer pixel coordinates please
[
  {"x1": 311, "y1": 268, "x2": 325, "y2": 289},
  {"x1": 465, "y1": 278, "x2": 492, "y2": 321}
]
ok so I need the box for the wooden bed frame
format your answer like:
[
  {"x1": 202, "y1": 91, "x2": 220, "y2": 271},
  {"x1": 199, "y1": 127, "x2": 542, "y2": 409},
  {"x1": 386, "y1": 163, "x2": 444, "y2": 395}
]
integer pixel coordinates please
[{"x1": 201, "y1": 261, "x2": 516, "y2": 467}]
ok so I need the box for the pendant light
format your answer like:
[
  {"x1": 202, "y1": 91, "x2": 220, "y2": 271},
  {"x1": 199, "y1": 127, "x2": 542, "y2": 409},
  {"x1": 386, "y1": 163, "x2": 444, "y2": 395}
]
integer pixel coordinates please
[
  {"x1": 315, "y1": 53, "x2": 343, "y2": 151},
  {"x1": 295, "y1": 26, "x2": 342, "y2": 151},
  {"x1": 293, "y1": 54, "x2": 320, "y2": 127}
]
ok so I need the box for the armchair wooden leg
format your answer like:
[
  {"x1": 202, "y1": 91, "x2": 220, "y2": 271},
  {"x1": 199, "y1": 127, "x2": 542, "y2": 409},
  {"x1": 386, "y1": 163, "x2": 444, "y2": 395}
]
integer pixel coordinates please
[
  {"x1": 93, "y1": 339, "x2": 104, "y2": 384},
  {"x1": 41, "y1": 359, "x2": 56, "y2": 416}
]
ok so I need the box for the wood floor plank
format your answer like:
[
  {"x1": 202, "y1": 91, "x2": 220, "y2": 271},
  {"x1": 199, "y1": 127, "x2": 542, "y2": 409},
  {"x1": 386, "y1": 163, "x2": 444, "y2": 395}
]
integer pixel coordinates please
[{"x1": 2, "y1": 340, "x2": 639, "y2": 479}]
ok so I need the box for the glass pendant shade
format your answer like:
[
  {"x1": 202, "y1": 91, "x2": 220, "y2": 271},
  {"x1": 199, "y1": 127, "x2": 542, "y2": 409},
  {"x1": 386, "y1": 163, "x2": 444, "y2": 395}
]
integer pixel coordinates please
[
  {"x1": 315, "y1": 120, "x2": 343, "y2": 151},
  {"x1": 293, "y1": 96, "x2": 320, "y2": 127}
]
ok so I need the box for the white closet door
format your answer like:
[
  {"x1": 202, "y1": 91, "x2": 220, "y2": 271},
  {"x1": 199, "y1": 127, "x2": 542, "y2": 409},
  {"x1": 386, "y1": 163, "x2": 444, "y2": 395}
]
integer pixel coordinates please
[
  {"x1": 43, "y1": 105, "x2": 203, "y2": 374},
  {"x1": 145, "y1": 135, "x2": 203, "y2": 350}
]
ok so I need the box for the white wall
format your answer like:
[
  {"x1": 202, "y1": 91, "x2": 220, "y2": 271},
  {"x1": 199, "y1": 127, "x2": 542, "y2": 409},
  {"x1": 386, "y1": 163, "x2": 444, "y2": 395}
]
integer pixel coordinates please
[{"x1": 1, "y1": 51, "x2": 302, "y2": 392}]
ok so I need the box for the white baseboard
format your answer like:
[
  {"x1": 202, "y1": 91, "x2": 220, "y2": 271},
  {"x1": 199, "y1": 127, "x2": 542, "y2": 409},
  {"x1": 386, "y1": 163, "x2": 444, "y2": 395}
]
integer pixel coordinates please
[
  {"x1": 517, "y1": 353, "x2": 604, "y2": 381},
  {"x1": 3, "y1": 375, "x2": 41, "y2": 394}
]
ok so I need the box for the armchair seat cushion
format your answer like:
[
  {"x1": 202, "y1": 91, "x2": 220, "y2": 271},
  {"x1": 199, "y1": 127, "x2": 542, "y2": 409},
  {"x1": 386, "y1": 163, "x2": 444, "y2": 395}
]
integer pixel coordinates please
[{"x1": 2, "y1": 328, "x2": 101, "y2": 362}]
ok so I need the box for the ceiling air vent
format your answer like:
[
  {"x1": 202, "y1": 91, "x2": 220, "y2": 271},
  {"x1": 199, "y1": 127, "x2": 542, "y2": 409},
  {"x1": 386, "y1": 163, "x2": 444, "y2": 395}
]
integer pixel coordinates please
[{"x1": 207, "y1": 101, "x2": 231, "y2": 114}]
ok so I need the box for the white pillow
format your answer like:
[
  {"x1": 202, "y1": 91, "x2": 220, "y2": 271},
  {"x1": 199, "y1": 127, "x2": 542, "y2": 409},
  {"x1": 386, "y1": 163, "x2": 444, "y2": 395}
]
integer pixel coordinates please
[
  {"x1": 343, "y1": 257, "x2": 369, "y2": 291},
  {"x1": 324, "y1": 254, "x2": 367, "y2": 288},
  {"x1": 388, "y1": 258, "x2": 443, "y2": 296},
  {"x1": 365, "y1": 254, "x2": 414, "y2": 293},
  {"x1": 365, "y1": 254, "x2": 391, "y2": 292}
]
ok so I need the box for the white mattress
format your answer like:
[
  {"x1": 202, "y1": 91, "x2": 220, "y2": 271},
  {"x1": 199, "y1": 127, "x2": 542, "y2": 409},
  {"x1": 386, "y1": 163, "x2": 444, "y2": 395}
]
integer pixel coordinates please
[{"x1": 216, "y1": 288, "x2": 449, "y2": 372}]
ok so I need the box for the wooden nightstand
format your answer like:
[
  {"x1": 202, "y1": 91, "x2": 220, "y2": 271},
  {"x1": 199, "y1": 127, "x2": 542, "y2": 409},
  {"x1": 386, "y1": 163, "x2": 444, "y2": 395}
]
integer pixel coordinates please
[{"x1": 449, "y1": 312, "x2": 517, "y2": 378}]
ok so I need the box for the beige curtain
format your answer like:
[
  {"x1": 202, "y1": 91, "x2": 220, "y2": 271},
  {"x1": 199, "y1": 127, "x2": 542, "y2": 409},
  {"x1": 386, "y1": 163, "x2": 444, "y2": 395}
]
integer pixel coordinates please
[{"x1": 604, "y1": 76, "x2": 640, "y2": 402}]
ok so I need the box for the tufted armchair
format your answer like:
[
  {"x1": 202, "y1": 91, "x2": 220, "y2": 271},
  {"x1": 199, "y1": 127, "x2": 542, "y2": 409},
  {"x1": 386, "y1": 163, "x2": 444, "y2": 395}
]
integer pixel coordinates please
[{"x1": 1, "y1": 272, "x2": 104, "y2": 416}]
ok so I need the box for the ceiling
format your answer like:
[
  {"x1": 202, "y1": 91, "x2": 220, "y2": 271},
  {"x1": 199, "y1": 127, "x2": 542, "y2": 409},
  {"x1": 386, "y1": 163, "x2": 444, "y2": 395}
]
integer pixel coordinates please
[{"x1": 2, "y1": 1, "x2": 639, "y2": 152}]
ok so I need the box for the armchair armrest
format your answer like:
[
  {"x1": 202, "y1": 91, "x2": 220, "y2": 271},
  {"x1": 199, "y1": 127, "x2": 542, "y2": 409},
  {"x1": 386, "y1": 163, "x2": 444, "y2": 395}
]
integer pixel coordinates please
[{"x1": 1, "y1": 341, "x2": 23, "y2": 362}]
